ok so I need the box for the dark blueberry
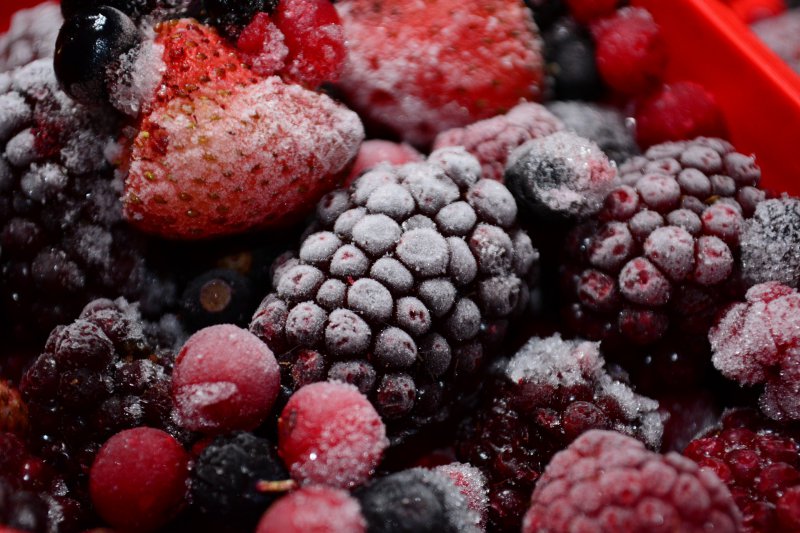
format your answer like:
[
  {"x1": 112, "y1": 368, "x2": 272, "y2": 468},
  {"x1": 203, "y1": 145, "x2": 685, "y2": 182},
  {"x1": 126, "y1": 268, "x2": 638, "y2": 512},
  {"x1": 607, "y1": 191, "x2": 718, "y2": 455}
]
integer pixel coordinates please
[
  {"x1": 524, "y1": 0, "x2": 568, "y2": 31},
  {"x1": 203, "y1": 0, "x2": 279, "y2": 39},
  {"x1": 190, "y1": 432, "x2": 288, "y2": 518},
  {"x1": 61, "y1": 0, "x2": 155, "y2": 20},
  {"x1": 54, "y1": 6, "x2": 142, "y2": 105},
  {"x1": 544, "y1": 18, "x2": 603, "y2": 100},
  {"x1": 181, "y1": 268, "x2": 254, "y2": 331}
]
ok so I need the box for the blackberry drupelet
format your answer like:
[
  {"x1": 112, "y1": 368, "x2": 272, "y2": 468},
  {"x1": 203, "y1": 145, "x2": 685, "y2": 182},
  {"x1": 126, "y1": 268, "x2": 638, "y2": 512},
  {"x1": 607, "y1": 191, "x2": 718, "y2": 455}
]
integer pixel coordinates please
[
  {"x1": 250, "y1": 148, "x2": 539, "y2": 441},
  {"x1": 561, "y1": 137, "x2": 765, "y2": 347},
  {"x1": 20, "y1": 298, "x2": 185, "y2": 482},
  {"x1": 457, "y1": 334, "x2": 663, "y2": 532},
  {"x1": 684, "y1": 408, "x2": 800, "y2": 532},
  {"x1": 0, "y1": 58, "x2": 177, "y2": 345}
]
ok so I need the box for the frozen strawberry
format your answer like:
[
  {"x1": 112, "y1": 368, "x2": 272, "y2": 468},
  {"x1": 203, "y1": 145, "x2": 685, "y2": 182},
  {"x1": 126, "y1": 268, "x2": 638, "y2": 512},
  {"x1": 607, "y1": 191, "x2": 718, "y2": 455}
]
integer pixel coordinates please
[
  {"x1": 334, "y1": 0, "x2": 545, "y2": 147},
  {"x1": 122, "y1": 19, "x2": 364, "y2": 239}
]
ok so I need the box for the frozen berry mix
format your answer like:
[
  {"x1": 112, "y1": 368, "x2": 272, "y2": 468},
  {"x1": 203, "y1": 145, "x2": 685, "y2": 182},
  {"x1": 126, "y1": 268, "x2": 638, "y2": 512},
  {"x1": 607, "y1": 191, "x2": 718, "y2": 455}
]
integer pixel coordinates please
[{"x1": 6, "y1": 0, "x2": 800, "y2": 531}]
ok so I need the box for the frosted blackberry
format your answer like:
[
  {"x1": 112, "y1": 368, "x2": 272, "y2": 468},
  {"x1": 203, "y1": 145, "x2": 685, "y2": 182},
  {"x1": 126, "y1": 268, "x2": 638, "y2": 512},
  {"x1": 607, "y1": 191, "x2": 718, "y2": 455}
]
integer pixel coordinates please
[
  {"x1": 250, "y1": 148, "x2": 538, "y2": 440},
  {"x1": 20, "y1": 298, "x2": 185, "y2": 482},
  {"x1": 457, "y1": 334, "x2": 663, "y2": 531},
  {"x1": 740, "y1": 198, "x2": 800, "y2": 289},
  {"x1": 0, "y1": 59, "x2": 177, "y2": 344},
  {"x1": 562, "y1": 137, "x2": 765, "y2": 346},
  {"x1": 546, "y1": 100, "x2": 639, "y2": 163},
  {"x1": 190, "y1": 432, "x2": 288, "y2": 520}
]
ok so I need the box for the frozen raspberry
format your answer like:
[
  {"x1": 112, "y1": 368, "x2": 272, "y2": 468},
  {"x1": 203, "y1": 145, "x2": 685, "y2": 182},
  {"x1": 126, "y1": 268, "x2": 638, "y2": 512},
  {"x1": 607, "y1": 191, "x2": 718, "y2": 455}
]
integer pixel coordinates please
[
  {"x1": 432, "y1": 102, "x2": 564, "y2": 181},
  {"x1": 505, "y1": 130, "x2": 618, "y2": 220},
  {"x1": 356, "y1": 468, "x2": 481, "y2": 533},
  {"x1": 523, "y1": 429, "x2": 742, "y2": 533},
  {"x1": 236, "y1": 12, "x2": 288, "y2": 76},
  {"x1": 0, "y1": 381, "x2": 27, "y2": 435},
  {"x1": 591, "y1": 7, "x2": 667, "y2": 95},
  {"x1": 684, "y1": 408, "x2": 800, "y2": 532},
  {"x1": 334, "y1": 0, "x2": 545, "y2": 146},
  {"x1": 20, "y1": 298, "x2": 184, "y2": 479},
  {"x1": 0, "y1": 2, "x2": 61, "y2": 72},
  {"x1": 565, "y1": 0, "x2": 618, "y2": 24},
  {"x1": 90, "y1": 427, "x2": 189, "y2": 532},
  {"x1": 278, "y1": 381, "x2": 388, "y2": 489},
  {"x1": 562, "y1": 137, "x2": 763, "y2": 346},
  {"x1": 256, "y1": 486, "x2": 366, "y2": 533},
  {"x1": 740, "y1": 198, "x2": 800, "y2": 289},
  {"x1": 251, "y1": 149, "x2": 538, "y2": 439},
  {"x1": 635, "y1": 81, "x2": 728, "y2": 147},
  {"x1": 433, "y1": 463, "x2": 489, "y2": 529},
  {"x1": 543, "y1": 18, "x2": 604, "y2": 100},
  {"x1": 172, "y1": 325, "x2": 280, "y2": 433},
  {"x1": 190, "y1": 432, "x2": 288, "y2": 519},
  {"x1": 546, "y1": 101, "x2": 639, "y2": 163},
  {"x1": 458, "y1": 334, "x2": 663, "y2": 531},
  {"x1": 345, "y1": 141, "x2": 424, "y2": 185},
  {"x1": 709, "y1": 282, "x2": 800, "y2": 422}
]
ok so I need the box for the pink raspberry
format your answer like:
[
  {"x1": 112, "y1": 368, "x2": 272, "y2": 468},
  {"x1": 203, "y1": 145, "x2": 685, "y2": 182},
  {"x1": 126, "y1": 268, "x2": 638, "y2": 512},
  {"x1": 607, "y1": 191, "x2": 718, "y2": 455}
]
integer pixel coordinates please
[
  {"x1": 709, "y1": 282, "x2": 800, "y2": 422},
  {"x1": 523, "y1": 430, "x2": 742, "y2": 533}
]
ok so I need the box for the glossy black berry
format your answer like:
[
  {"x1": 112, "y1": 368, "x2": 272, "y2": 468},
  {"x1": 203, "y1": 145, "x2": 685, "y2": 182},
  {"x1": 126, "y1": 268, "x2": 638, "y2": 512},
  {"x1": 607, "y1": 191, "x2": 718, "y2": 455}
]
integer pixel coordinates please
[
  {"x1": 61, "y1": 0, "x2": 155, "y2": 20},
  {"x1": 181, "y1": 268, "x2": 254, "y2": 331},
  {"x1": 190, "y1": 432, "x2": 288, "y2": 518},
  {"x1": 54, "y1": 6, "x2": 142, "y2": 104},
  {"x1": 203, "y1": 0, "x2": 278, "y2": 38},
  {"x1": 544, "y1": 18, "x2": 603, "y2": 100}
]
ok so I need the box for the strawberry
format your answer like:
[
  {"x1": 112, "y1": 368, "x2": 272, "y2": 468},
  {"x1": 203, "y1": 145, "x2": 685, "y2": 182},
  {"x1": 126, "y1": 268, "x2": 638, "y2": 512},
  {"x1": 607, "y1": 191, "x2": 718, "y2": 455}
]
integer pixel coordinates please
[
  {"x1": 122, "y1": 19, "x2": 364, "y2": 239},
  {"x1": 333, "y1": 0, "x2": 545, "y2": 147}
]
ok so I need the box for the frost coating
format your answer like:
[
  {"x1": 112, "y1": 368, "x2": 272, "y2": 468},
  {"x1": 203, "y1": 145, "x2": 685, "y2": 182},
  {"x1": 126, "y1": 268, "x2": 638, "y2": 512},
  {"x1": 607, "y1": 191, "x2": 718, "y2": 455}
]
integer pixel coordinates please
[{"x1": 740, "y1": 197, "x2": 800, "y2": 288}]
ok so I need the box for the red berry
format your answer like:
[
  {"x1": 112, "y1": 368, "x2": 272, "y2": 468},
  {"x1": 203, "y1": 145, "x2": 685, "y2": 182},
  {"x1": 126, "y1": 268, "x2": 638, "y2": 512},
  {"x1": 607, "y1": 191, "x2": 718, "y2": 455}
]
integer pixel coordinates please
[
  {"x1": 89, "y1": 428, "x2": 189, "y2": 532},
  {"x1": 344, "y1": 140, "x2": 424, "y2": 186},
  {"x1": 278, "y1": 381, "x2": 388, "y2": 489},
  {"x1": 172, "y1": 325, "x2": 280, "y2": 433},
  {"x1": 635, "y1": 81, "x2": 728, "y2": 147},
  {"x1": 237, "y1": 12, "x2": 288, "y2": 76},
  {"x1": 256, "y1": 486, "x2": 366, "y2": 533},
  {"x1": 565, "y1": 0, "x2": 618, "y2": 24},
  {"x1": 275, "y1": 0, "x2": 346, "y2": 87},
  {"x1": 592, "y1": 7, "x2": 667, "y2": 95}
]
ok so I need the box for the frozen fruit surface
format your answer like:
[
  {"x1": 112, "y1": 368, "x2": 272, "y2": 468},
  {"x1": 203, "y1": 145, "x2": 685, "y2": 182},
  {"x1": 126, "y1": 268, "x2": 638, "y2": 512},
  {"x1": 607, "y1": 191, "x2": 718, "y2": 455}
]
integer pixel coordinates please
[
  {"x1": 278, "y1": 381, "x2": 388, "y2": 489},
  {"x1": 250, "y1": 148, "x2": 538, "y2": 440},
  {"x1": 753, "y1": 8, "x2": 800, "y2": 74},
  {"x1": 710, "y1": 282, "x2": 800, "y2": 422},
  {"x1": 434, "y1": 463, "x2": 489, "y2": 529},
  {"x1": 172, "y1": 324, "x2": 280, "y2": 433},
  {"x1": 334, "y1": 0, "x2": 545, "y2": 147},
  {"x1": 523, "y1": 429, "x2": 742, "y2": 532},
  {"x1": 740, "y1": 197, "x2": 800, "y2": 289},
  {"x1": 256, "y1": 485, "x2": 366, "y2": 533},
  {"x1": 345, "y1": 140, "x2": 424, "y2": 185},
  {"x1": 433, "y1": 102, "x2": 564, "y2": 182},
  {"x1": 122, "y1": 19, "x2": 364, "y2": 239},
  {"x1": 562, "y1": 137, "x2": 764, "y2": 346},
  {"x1": 0, "y1": 2, "x2": 61, "y2": 72},
  {"x1": 458, "y1": 334, "x2": 662, "y2": 531}
]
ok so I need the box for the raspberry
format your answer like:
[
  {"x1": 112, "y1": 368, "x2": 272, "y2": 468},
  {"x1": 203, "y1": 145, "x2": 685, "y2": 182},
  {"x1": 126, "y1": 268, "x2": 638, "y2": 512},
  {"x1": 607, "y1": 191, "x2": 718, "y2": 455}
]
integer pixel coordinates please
[
  {"x1": 334, "y1": 0, "x2": 545, "y2": 146},
  {"x1": 356, "y1": 468, "x2": 481, "y2": 533},
  {"x1": 562, "y1": 137, "x2": 763, "y2": 346},
  {"x1": 740, "y1": 198, "x2": 800, "y2": 289},
  {"x1": 250, "y1": 149, "x2": 538, "y2": 438},
  {"x1": 635, "y1": 81, "x2": 728, "y2": 147},
  {"x1": 591, "y1": 7, "x2": 667, "y2": 95},
  {"x1": 0, "y1": 381, "x2": 27, "y2": 435},
  {"x1": 20, "y1": 298, "x2": 183, "y2": 479},
  {"x1": 546, "y1": 101, "x2": 639, "y2": 164},
  {"x1": 172, "y1": 325, "x2": 280, "y2": 433},
  {"x1": 684, "y1": 409, "x2": 800, "y2": 532},
  {"x1": 523, "y1": 430, "x2": 742, "y2": 533},
  {"x1": 190, "y1": 432, "x2": 288, "y2": 519},
  {"x1": 0, "y1": 2, "x2": 61, "y2": 72},
  {"x1": 505, "y1": 131, "x2": 618, "y2": 220},
  {"x1": 256, "y1": 486, "x2": 366, "y2": 533},
  {"x1": 565, "y1": 0, "x2": 618, "y2": 24},
  {"x1": 278, "y1": 381, "x2": 388, "y2": 489},
  {"x1": 432, "y1": 102, "x2": 565, "y2": 181},
  {"x1": 90, "y1": 427, "x2": 189, "y2": 532},
  {"x1": 236, "y1": 12, "x2": 288, "y2": 76},
  {"x1": 709, "y1": 282, "x2": 800, "y2": 422},
  {"x1": 457, "y1": 334, "x2": 663, "y2": 531},
  {"x1": 543, "y1": 18, "x2": 604, "y2": 101}
]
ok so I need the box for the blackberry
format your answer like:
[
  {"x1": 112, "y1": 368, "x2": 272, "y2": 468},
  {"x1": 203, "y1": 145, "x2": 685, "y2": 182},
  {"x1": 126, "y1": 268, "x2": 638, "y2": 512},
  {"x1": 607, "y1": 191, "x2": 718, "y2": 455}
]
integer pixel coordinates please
[
  {"x1": 0, "y1": 59, "x2": 177, "y2": 345},
  {"x1": 203, "y1": 0, "x2": 279, "y2": 39},
  {"x1": 546, "y1": 100, "x2": 639, "y2": 164},
  {"x1": 0, "y1": 2, "x2": 62, "y2": 73},
  {"x1": 250, "y1": 148, "x2": 538, "y2": 440},
  {"x1": 543, "y1": 18, "x2": 603, "y2": 101},
  {"x1": 740, "y1": 197, "x2": 800, "y2": 289},
  {"x1": 356, "y1": 468, "x2": 480, "y2": 533},
  {"x1": 561, "y1": 137, "x2": 765, "y2": 346},
  {"x1": 20, "y1": 298, "x2": 185, "y2": 482},
  {"x1": 457, "y1": 334, "x2": 663, "y2": 531},
  {"x1": 684, "y1": 408, "x2": 800, "y2": 532}
]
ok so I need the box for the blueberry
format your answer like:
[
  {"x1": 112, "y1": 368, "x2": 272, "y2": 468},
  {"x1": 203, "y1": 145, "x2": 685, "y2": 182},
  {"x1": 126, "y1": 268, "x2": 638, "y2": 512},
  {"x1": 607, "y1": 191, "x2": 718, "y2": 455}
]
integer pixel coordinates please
[
  {"x1": 181, "y1": 268, "x2": 254, "y2": 331},
  {"x1": 203, "y1": 0, "x2": 278, "y2": 38},
  {"x1": 54, "y1": 6, "x2": 142, "y2": 105},
  {"x1": 544, "y1": 18, "x2": 603, "y2": 100}
]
